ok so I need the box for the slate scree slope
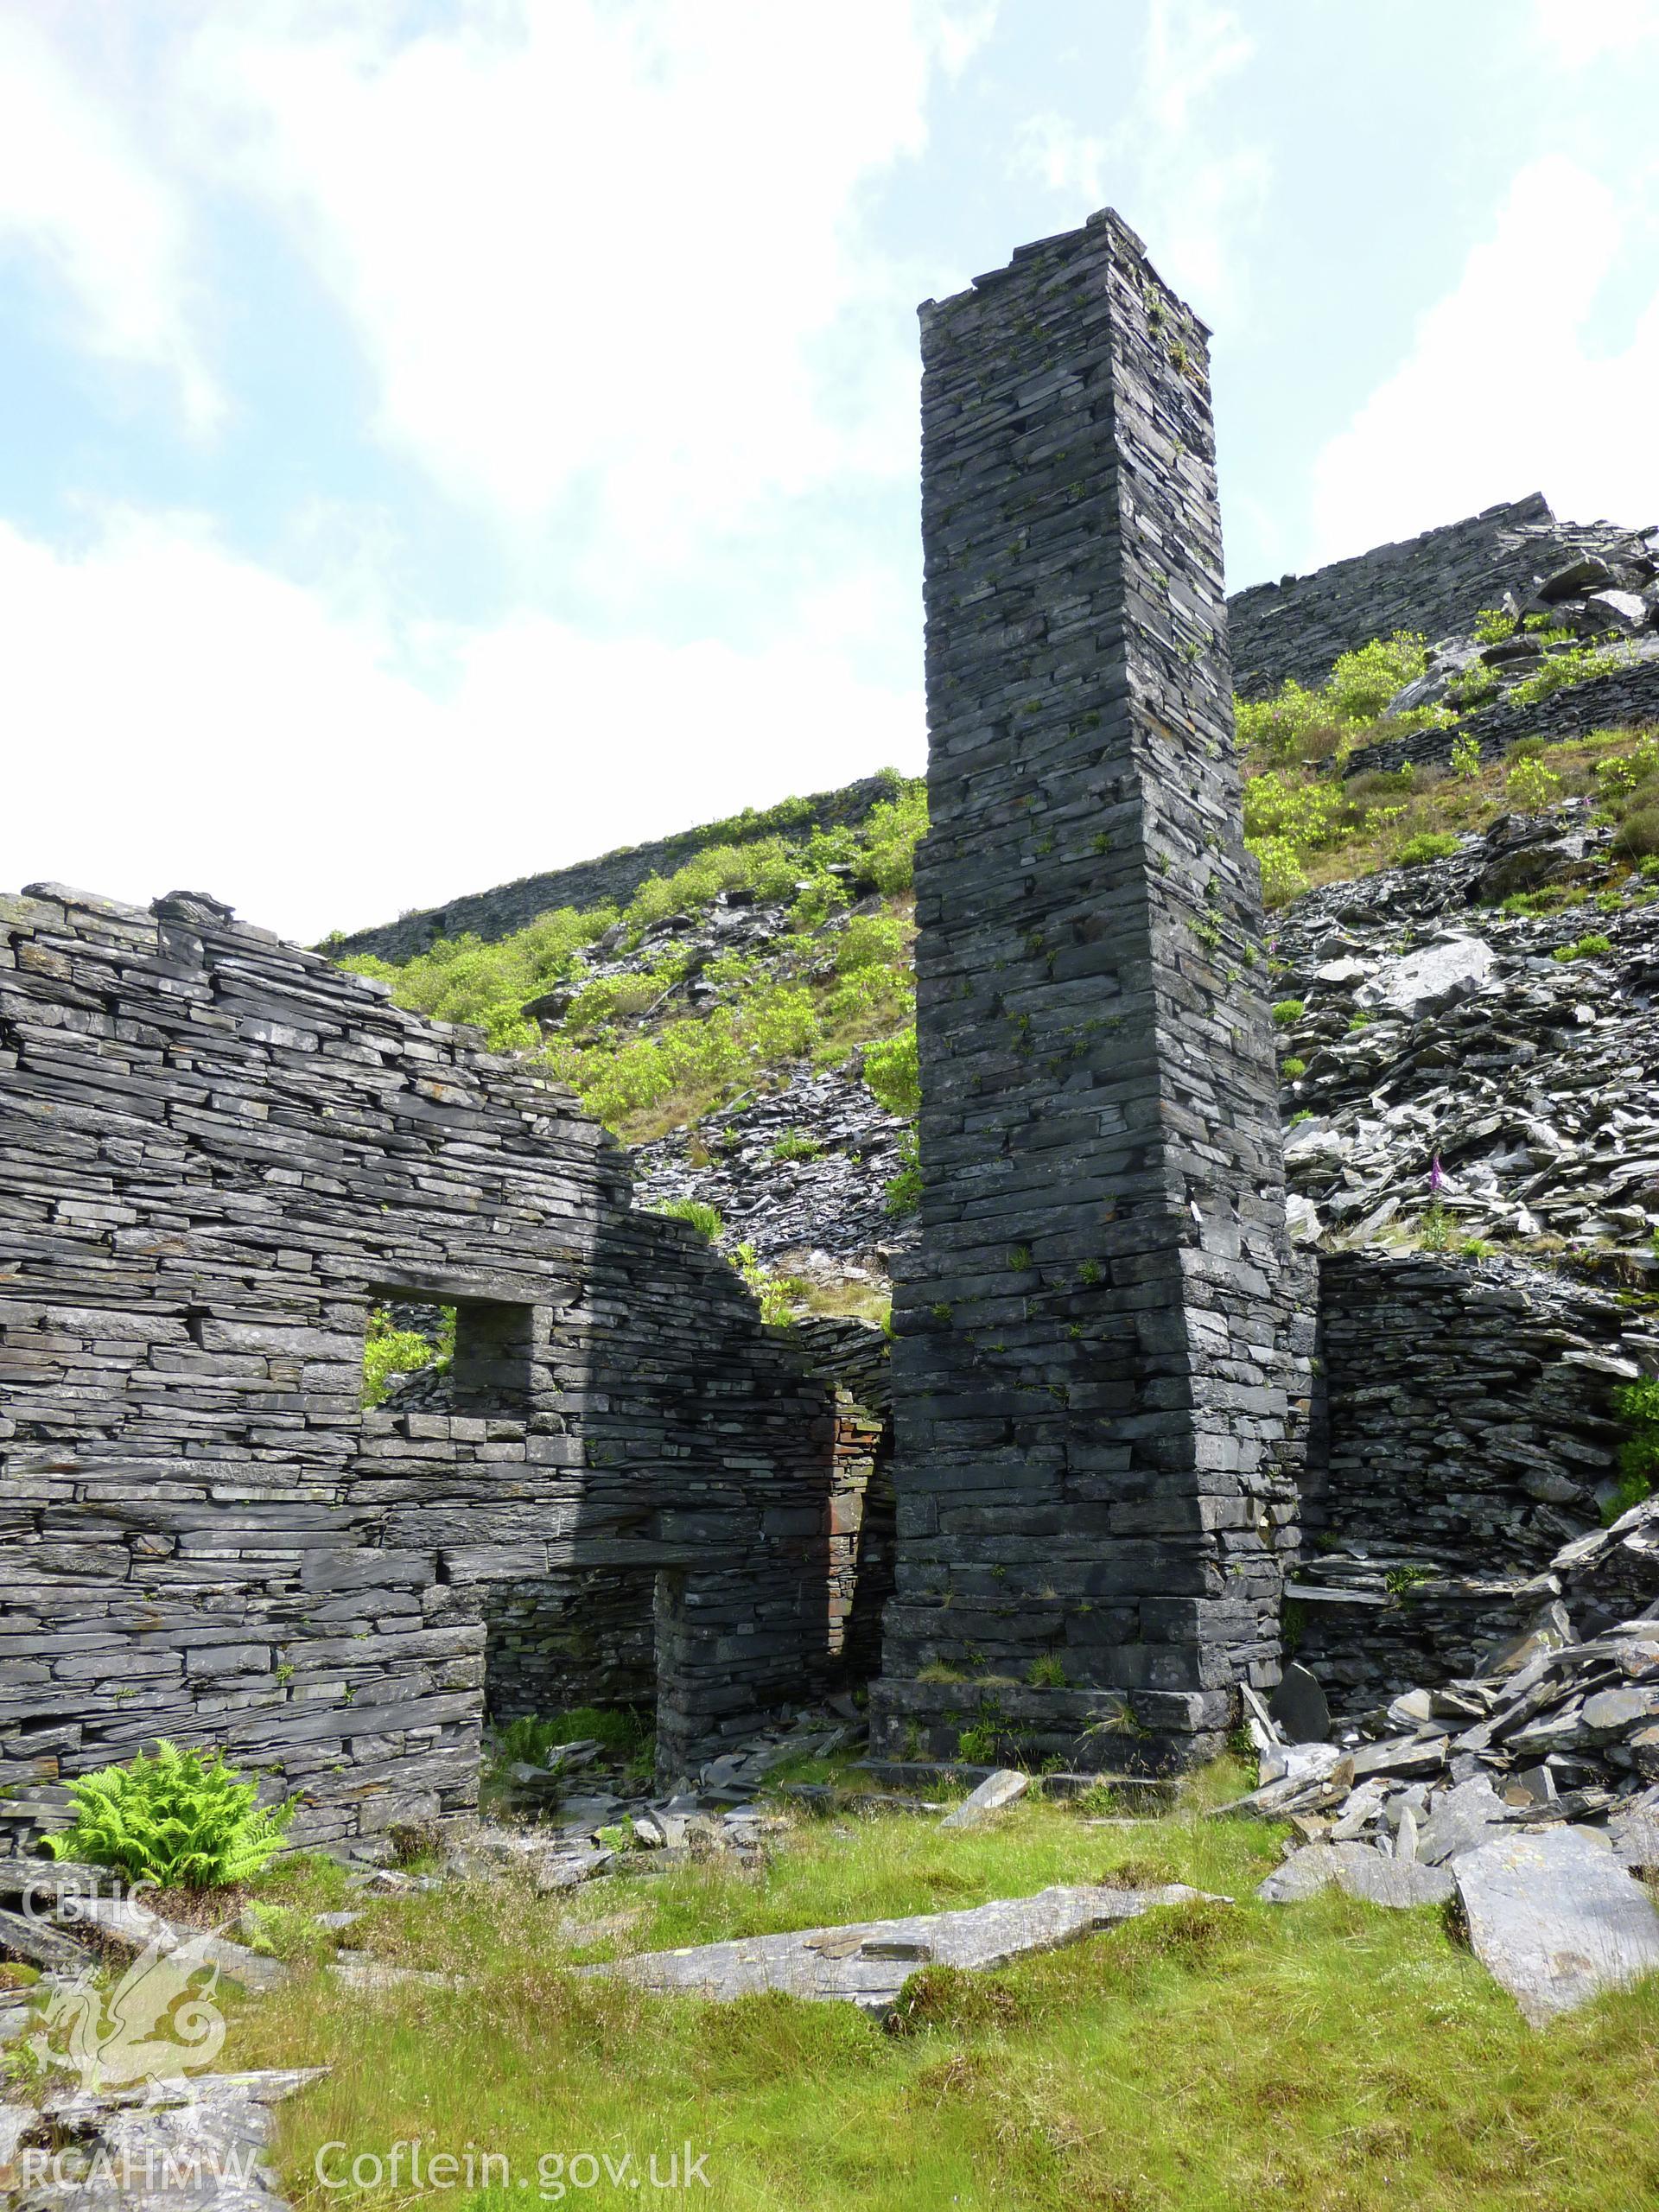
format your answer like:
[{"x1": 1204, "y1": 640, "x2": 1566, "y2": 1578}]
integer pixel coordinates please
[{"x1": 870, "y1": 211, "x2": 1302, "y2": 1774}]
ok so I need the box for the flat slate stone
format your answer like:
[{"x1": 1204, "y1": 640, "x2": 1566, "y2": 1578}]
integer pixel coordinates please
[
  {"x1": 1351, "y1": 1734, "x2": 1450, "y2": 1781},
  {"x1": 0, "y1": 2102, "x2": 35, "y2": 2171},
  {"x1": 599, "y1": 1883, "x2": 1218, "y2": 2016},
  {"x1": 1454, "y1": 1826, "x2": 1659, "y2": 2025},
  {"x1": 0, "y1": 1904, "x2": 91, "y2": 1973},
  {"x1": 939, "y1": 1769, "x2": 1029, "y2": 1829},
  {"x1": 73, "y1": 1893, "x2": 289, "y2": 1996},
  {"x1": 1608, "y1": 1813, "x2": 1659, "y2": 1873},
  {"x1": 1259, "y1": 1841, "x2": 1455, "y2": 1909},
  {"x1": 35, "y1": 2068, "x2": 325, "y2": 2211},
  {"x1": 1332, "y1": 1843, "x2": 1456, "y2": 1909},
  {"x1": 1415, "y1": 1776, "x2": 1510, "y2": 1866},
  {"x1": 1257, "y1": 1849, "x2": 1338, "y2": 1904},
  {"x1": 1268, "y1": 1663, "x2": 1331, "y2": 1745}
]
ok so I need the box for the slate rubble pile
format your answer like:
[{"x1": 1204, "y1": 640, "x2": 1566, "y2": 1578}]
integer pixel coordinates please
[
  {"x1": 467, "y1": 1699, "x2": 871, "y2": 1888},
  {"x1": 517, "y1": 878, "x2": 915, "y2": 1274},
  {"x1": 630, "y1": 1062, "x2": 912, "y2": 1273},
  {"x1": 529, "y1": 886, "x2": 804, "y2": 1028},
  {"x1": 1243, "y1": 1500, "x2": 1659, "y2": 1967},
  {"x1": 1385, "y1": 528, "x2": 1659, "y2": 716},
  {"x1": 1269, "y1": 807, "x2": 1659, "y2": 1260},
  {"x1": 1230, "y1": 496, "x2": 1652, "y2": 698},
  {"x1": 1343, "y1": 527, "x2": 1659, "y2": 779}
]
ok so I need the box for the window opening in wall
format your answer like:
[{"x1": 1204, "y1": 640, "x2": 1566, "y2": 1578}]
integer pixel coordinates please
[
  {"x1": 362, "y1": 1300, "x2": 457, "y2": 1408},
  {"x1": 361, "y1": 1294, "x2": 538, "y2": 1414}
]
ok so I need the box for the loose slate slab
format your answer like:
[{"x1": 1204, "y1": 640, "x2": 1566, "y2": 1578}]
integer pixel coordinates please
[
  {"x1": 1608, "y1": 1813, "x2": 1659, "y2": 1874},
  {"x1": 1333, "y1": 1847, "x2": 1455, "y2": 1910},
  {"x1": 72, "y1": 1893, "x2": 289, "y2": 1996},
  {"x1": 938, "y1": 1770, "x2": 1029, "y2": 1830},
  {"x1": 37, "y1": 2069, "x2": 325, "y2": 2212},
  {"x1": 1415, "y1": 1776, "x2": 1510, "y2": 1866},
  {"x1": 1268, "y1": 1663, "x2": 1331, "y2": 1745},
  {"x1": 1454, "y1": 1827, "x2": 1659, "y2": 2026},
  {"x1": 1256, "y1": 1849, "x2": 1339, "y2": 1904},
  {"x1": 1257, "y1": 1842, "x2": 1454, "y2": 1909},
  {"x1": 0, "y1": 2102, "x2": 34, "y2": 2173},
  {"x1": 0, "y1": 1904, "x2": 92, "y2": 1974},
  {"x1": 601, "y1": 1884, "x2": 1217, "y2": 2016}
]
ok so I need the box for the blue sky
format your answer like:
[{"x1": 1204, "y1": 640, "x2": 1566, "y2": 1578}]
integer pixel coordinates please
[{"x1": 3, "y1": 0, "x2": 1657, "y2": 940}]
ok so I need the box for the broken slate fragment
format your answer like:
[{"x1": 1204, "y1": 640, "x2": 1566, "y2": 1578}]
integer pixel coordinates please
[
  {"x1": 1414, "y1": 1776, "x2": 1510, "y2": 1867},
  {"x1": 1350, "y1": 1734, "x2": 1450, "y2": 1781},
  {"x1": 1256, "y1": 1850, "x2": 1338, "y2": 1904},
  {"x1": 939, "y1": 1769, "x2": 1029, "y2": 1829},
  {"x1": 1268, "y1": 1663, "x2": 1331, "y2": 1745},
  {"x1": 1259, "y1": 1842, "x2": 1453, "y2": 1910},
  {"x1": 1480, "y1": 1602, "x2": 1574, "y2": 1678},
  {"x1": 1608, "y1": 1814, "x2": 1659, "y2": 1874},
  {"x1": 1454, "y1": 1826, "x2": 1659, "y2": 2025},
  {"x1": 1331, "y1": 1843, "x2": 1455, "y2": 1909}
]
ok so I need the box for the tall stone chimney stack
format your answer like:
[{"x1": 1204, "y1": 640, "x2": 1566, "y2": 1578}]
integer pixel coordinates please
[{"x1": 872, "y1": 210, "x2": 1302, "y2": 1775}]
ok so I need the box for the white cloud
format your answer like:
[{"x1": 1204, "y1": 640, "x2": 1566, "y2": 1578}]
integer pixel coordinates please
[
  {"x1": 1531, "y1": 0, "x2": 1659, "y2": 64},
  {"x1": 0, "y1": 10, "x2": 219, "y2": 429},
  {"x1": 1012, "y1": 113, "x2": 1107, "y2": 205},
  {"x1": 176, "y1": 0, "x2": 990, "y2": 572},
  {"x1": 1011, "y1": 1, "x2": 1267, "y2": 321},
  {"x1": 0, "y1": 507, "x2": 922, "y2": 944},
  {"x1": 1310, "y1": 155, "x2": 1659, "y2": 563}
]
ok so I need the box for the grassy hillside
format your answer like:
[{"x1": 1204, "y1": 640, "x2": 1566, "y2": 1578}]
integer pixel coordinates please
[
  {"x1": 1236, "y1": 632, "x2": 1659, "y2": 904},
  {"x1": 346, "y1": 648, "x2": 1659, "y2": 1161},
  {"x1": 343, "y1": 781, "x2": 925, "y2": 1146}
]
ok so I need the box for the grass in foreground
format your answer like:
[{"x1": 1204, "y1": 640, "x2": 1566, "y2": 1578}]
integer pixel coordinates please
[{"x1": 221, "y1": 1770, "x2": 1659, "y2": 2211}]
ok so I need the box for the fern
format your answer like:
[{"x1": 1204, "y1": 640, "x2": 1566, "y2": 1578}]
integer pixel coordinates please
[{"x1": 46, "y1": 1741, "x2": 296, "y2": 1889}]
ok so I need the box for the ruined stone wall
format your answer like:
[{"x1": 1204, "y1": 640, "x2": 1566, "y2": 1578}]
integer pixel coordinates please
[
  {"x1": 1226, "y1": 494, "x2": 1643, "y2": 697},
  {"x1": 474, "y1": 1313, "x2": 897, "y2": 1722},
  {"x1": 1294, "y1": 1251, "x2": 1657, "y2": 1710},
  {"x1": 1342, "y1": 658, "x2": 1659, "y2": 780},
  {"x1": 874, "y1": 211, "x2": 1302, "y2": 1776},
  {"x1": 0, "y1": 884, "x2": 846, "y2": 1845}
]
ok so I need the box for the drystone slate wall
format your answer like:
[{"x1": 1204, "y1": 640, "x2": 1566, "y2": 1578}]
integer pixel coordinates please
[
  {"x1": 1342, "y1": 657, "x2": 1659, "y2": 780},
  {"x1": 1294, "y1": 1251, "x2": 1657, "y2": 1710},
  {"x1": 0, "y1": 884, "x2": 852, "y2": 1845},
  {"x1": 482, "y1": 1319, "x2": 896, "y2": 1721},
  {"x1": 1227, "y1": 494, "x2": 1642, "y2": 698},
  {"x1": 481, "y1": 1570, "x2": 658, "y2": 1726},
  {"x1": 331, "y1": 773, "x2": 901, "y2": 965},
  {"x1": 873, "y1": 211, "x2": 1305, "y2": 1777}
]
